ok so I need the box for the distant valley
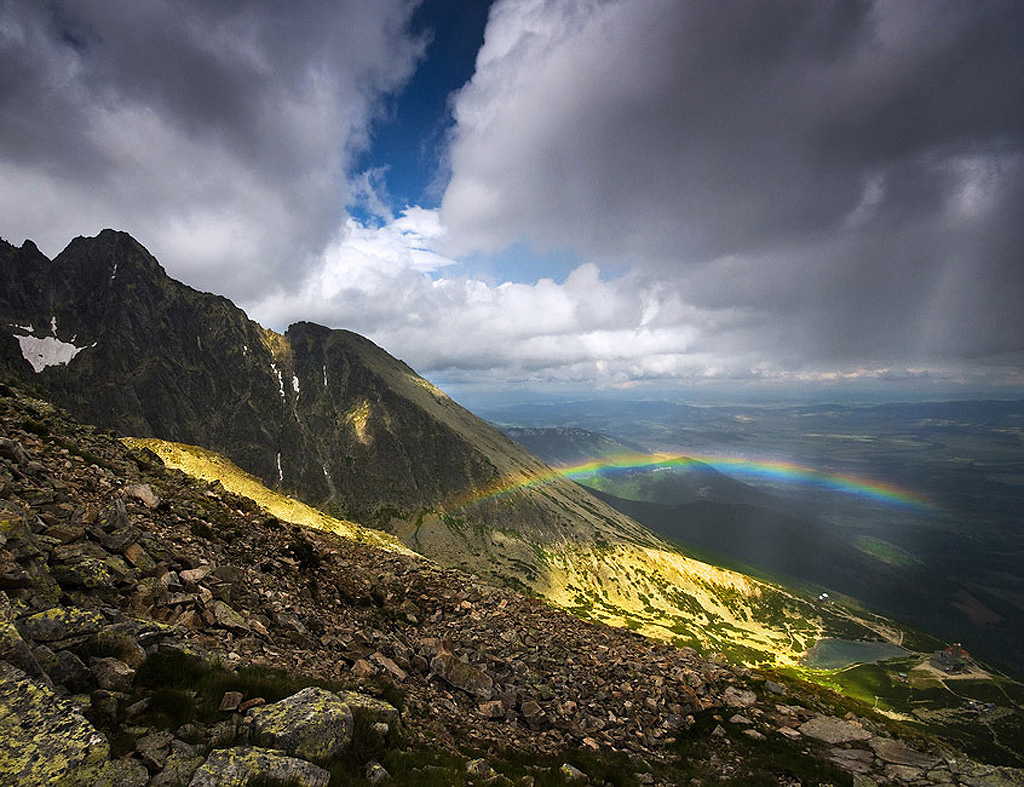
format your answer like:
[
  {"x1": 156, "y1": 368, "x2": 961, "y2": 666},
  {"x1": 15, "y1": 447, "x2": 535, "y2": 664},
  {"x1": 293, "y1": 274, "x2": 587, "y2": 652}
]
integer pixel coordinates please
[{"x1": 494, "y1": 403, "x2": 1024, "y2": 678}]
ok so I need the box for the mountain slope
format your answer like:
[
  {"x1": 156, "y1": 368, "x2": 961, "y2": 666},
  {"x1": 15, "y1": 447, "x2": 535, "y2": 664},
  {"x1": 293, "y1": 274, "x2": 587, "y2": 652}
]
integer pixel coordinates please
[{"x1": 1, "y1": 230, "x2": 887, "y2": 662}]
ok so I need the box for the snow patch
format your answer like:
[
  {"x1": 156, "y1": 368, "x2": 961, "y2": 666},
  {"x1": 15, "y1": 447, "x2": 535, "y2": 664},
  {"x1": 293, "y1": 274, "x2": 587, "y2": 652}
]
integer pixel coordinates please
[
  {"x1": 276, "y1": 452, "x2": 283, "y2": 485},
  {"x1": 292, "y1": 375, "x2": 300, "y2": 394},
  {"x1": 322, "y1": 464, "x2": 331, "y2": 484},
  {"x1": 270, "y1": 363, "x2": 285, "y2": 398},
  {"x1": 110, "y1": 263, "x2": 117, "y2": 281},
  {"x1": 12, "y1": 319, "x2": 95, "y2": 373},
  {"x1": 323, "y1": 364, "x2": 328, "y2": 387}
]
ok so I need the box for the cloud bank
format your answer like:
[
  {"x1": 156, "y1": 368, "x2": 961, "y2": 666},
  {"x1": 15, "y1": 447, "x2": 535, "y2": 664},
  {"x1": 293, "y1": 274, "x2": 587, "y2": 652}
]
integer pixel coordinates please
[
  {"x1": 0, "y1": 0, "x2": 422, "y2": 299},
  {"x1": 2, "y1": 1, "x2": 1022, "y2": 398},
  {"x1": 438, "y1": 0, "x2": 1024, "y2": 387}
]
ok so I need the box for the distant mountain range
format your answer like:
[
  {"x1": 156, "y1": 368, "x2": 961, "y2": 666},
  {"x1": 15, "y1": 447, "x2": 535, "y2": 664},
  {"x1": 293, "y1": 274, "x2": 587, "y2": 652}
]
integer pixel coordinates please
[{"x1": 0, "y1": 229, "x2": 896, "y2": 663}]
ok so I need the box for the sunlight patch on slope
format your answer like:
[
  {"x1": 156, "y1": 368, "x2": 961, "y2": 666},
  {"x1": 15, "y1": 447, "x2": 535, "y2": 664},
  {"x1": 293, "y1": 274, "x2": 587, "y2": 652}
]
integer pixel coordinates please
[
  {"x1": 344, "y1": 400, "x2": 372, "y2": 444},
  {"x1": 124, "y1": 438, "x2": 415, "y2": 556},
  {"x1": 528, "y1": 540, "x2": 819, "y2": 666}
]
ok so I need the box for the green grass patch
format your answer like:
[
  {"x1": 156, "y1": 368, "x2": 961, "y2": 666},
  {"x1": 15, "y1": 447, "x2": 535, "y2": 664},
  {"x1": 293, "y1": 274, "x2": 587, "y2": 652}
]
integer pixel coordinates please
[{"x1": 852, "y1": 535, "x2": 922, "y2": 567}]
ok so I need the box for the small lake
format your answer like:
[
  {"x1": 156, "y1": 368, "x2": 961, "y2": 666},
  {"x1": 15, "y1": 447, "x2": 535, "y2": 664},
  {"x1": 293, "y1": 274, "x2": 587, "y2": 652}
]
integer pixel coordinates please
[{"x1": 800, "y1": 638, "x2": 909, "y2": 670}]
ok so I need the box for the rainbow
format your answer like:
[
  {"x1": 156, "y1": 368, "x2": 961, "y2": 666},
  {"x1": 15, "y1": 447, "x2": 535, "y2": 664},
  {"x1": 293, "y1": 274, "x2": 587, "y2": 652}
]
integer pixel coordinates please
[{"x1": 452, "y1": 451, "x2": 939, "y2": 513}]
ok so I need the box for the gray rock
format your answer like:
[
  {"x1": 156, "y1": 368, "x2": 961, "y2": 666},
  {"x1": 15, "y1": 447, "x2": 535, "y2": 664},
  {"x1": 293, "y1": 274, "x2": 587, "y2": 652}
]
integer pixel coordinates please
[
  {"x1": 764, "y1": 680, "x2": 787, "y2": 695},
  {"x1": 721, "y1": 686, "x2": 756, "y2": 707},
  {"x1": 1, "y1": 607, "x2": 45, "y2": 676},
  {"x1": 89, "y1": 657, "x2": 135, "y2": 693},
  {"x1": 826, "y1": 746, "x2": 875, "y2": 774},
  {"x1": 187, "y1": 746, "x2": 329, "y2": 787},
  {"x1": 466, "y1": 758, "x2": 497, "y2": 779},
  {"x1": 431, "y1": 652, "x2": 493, "y2": 699},
  {"x1": 0, "y1": 662, "x2": 110, "y2": 785},
  {"x1": 366, "y1": 761, "x2": 391, "y2": 783},
  {"x1": 50, "y1": 649, "x2": 91, "y2": 692},
  {"x1": 560, "y1": 763, "x2": 588, "y2": 781},
  {"x1": 868, "y1": 737, "x2": 940, "y2": 769},
  {"x1": 370, "y1": 651, "x2": 408, "y2": 682},
  {"x1": 798, "y1": 715, "x2": 873, "y2": 744},
  {"x1": 249, "y1": 686, "x2": 353, "y2": 762},
  {"x1": 135, "y1": 730, "x2": 174, "y2": 771},
  {"x1": 127, "y1": 483, "x2": 160, "y2": 509}
]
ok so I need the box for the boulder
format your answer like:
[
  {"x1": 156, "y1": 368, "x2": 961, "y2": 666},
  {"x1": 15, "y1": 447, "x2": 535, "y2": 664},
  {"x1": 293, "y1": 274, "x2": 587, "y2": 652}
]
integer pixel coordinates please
[
  {"x1": 798, "y1": 715, "x2": 872, "y2": 744},
  {"x1": 150, "y1": 753, "x2": 204, "y2": 787},
  {"x1": 89, "y1": 656, "x2": 135, "y2": 693},
  {"x1": 721, "y1": 686, "x2": 756, "y2": 707},
  {"x1": 336, "y1": 689, "x2": 401, "y2": 726},
  {"x1": 93, "y1": 758, "x2": 150, "y2": 787},
  {"x1": 868, "y1": 737, "x2": 940, "y2": 769},
  {"x1": 1, "y1": 604, "x2": 44, "y2": 676},
  {"x1": 431, "y1": 652, "x2": 493, "y2": 699},
  {"x1": 0, "y1": 662, "x2": 110, "y2": 785},
  {"x1": 249, "y1": 686, "x2": 353, "y2": 761},
  {"x1": 188, "y1": 746, "x2": 329, "y2": 787},
  {"x1": 211, "y1": 601, "x2": 249, "y2": 633},
  {"x1": 19, "y1": 606, "x2": 106, "y2": 642}
]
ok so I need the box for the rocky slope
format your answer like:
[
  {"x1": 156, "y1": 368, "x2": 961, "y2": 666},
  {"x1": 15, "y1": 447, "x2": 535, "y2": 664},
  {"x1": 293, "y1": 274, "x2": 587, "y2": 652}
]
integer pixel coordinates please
[
  {"x1": 1, "y1": 230, "x2": 851, "y2": 663},
  {"x1": 2, "y1": 384, "x2": 1023, "y2": 786}
]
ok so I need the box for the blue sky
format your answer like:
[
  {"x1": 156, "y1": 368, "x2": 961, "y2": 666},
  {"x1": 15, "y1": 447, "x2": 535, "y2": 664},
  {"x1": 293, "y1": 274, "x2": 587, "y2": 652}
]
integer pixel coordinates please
[{"x1": 1, "y1": 1, "x2": 1022, "y2": 405}]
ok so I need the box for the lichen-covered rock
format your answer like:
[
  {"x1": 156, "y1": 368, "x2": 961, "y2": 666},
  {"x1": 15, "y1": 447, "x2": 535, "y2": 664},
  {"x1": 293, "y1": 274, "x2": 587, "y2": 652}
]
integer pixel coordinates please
[
  {"x1": 1, "y1": 598, "x2": 45, "y2": 676},
  {"x1": 211, "y1": 600, "x2": 249, "y2": 632},
  {"x1": 19, "y1": 605, "x2": 106, "y2": 642},
  {"x1": 0, "y1": 662, "x2": 110, "y2": 785},
  {"x1": 336, "y1": 689, "x2": 400, "y2": 727},
  {"x1": 150, "y1": 752, "x2": 205, "y2": 787},
  {"x1": 249, "y1": 686, "x2": 353, "y2": 762},
  {"x1": 92, "y1": 758, "x2": 150, "y2": 787},
  {"x1": 187, "y1": 746, "x2": 330, "y2": 787}
]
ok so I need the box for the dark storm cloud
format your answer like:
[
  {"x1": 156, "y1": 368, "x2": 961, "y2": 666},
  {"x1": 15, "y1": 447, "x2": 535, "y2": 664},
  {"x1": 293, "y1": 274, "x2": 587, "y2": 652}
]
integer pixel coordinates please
[
  {"x1": 442, "y1": 0, "x2": 1024, "y2": 378},
  {"x1": 0, "y1": 0, "x2": 422, "y2": 299}
]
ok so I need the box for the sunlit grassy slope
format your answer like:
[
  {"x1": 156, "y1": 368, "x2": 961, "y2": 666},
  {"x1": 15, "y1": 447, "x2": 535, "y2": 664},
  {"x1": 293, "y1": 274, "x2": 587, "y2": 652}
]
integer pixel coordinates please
[
  {"x1": 124, "y1": 437, "x2": 416, "y2": 556},
  {"x1": 128, "y1": 438, "x2": 887, "y2": 667}
]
